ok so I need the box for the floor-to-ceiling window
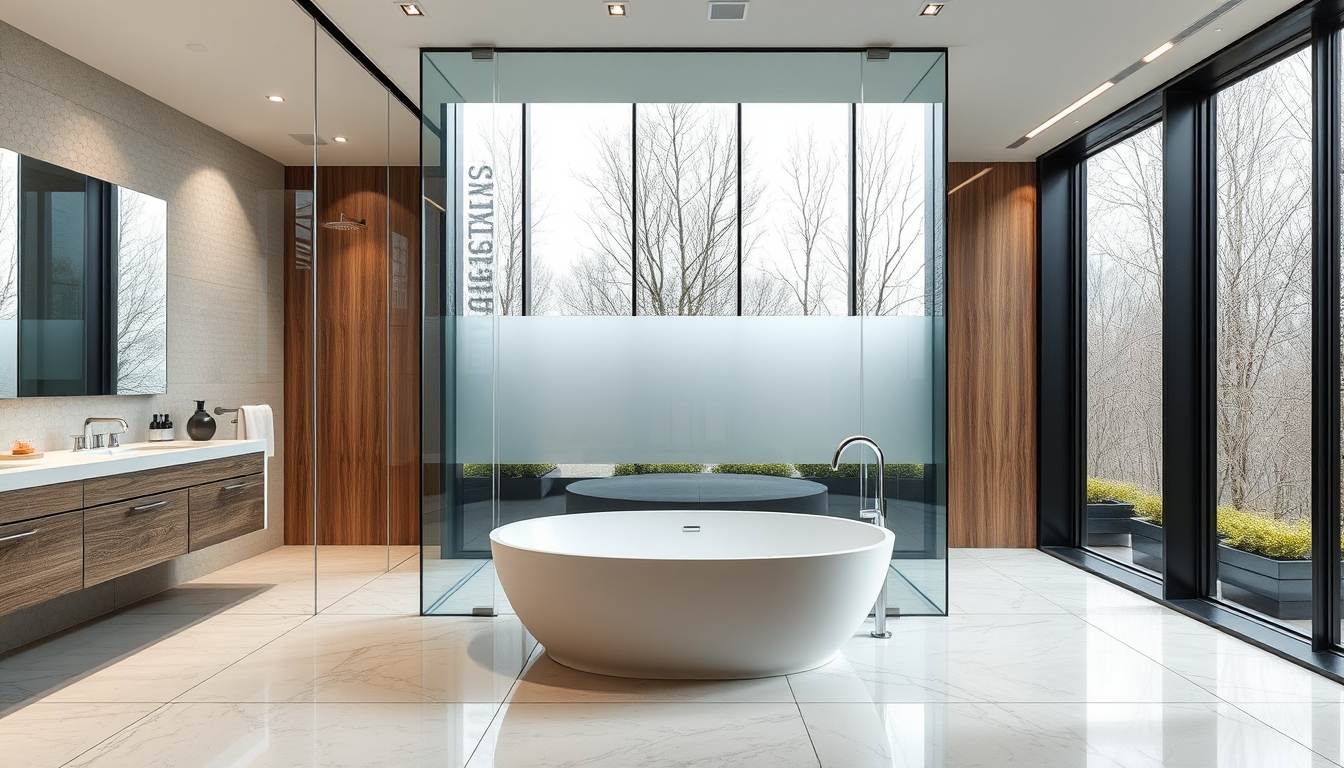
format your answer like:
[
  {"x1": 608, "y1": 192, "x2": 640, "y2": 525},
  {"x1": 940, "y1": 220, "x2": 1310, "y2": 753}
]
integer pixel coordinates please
[
  {"x1": 1040, "y1": 2, "x2": 1344, "y2": 677},
  {"x1": 1084, "y1": 124, "x2": 1164, "y2": 576},
  {"x1": 1214, "y1": 48, "x2": 1314, "y2": 630}
]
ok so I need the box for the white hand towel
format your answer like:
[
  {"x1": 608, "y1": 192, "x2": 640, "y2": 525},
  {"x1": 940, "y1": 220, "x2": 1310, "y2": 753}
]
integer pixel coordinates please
[{"x1": 237, "y1": 404, "x2": 275, "y2": 458}]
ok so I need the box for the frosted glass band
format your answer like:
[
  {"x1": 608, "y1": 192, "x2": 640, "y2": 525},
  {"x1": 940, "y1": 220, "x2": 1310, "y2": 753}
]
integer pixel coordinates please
[{"x1": 457, "y1": 316, "x2": 935, "y2": 464}]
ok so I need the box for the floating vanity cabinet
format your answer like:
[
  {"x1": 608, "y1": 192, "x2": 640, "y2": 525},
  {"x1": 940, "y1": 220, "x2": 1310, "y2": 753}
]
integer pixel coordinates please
[
  {"x1": 0, "y1": 510, "x2": 83, "y2": 613},
  {"x1": 0, "y1": 443, "x2": 267, "y2": 620},
  {"x1": 0, "y1": 481, "x2": 83, "y2": 526},
  {"x1": 83, "y1": 454, "x2": 263, "y2": 508},
  {"x1": 84, "y1": 490, "x2": 189, "y2": 587},
  {"x1": 189, "y1": 474, "x2": 264, "y2": 551}
]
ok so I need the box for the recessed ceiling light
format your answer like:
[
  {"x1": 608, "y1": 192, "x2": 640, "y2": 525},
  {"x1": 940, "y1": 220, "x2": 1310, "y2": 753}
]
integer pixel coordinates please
[
  {"x1": 1142, "y1": 41, "x2": 1175, "y2": 63},
  {"x1": 919, "y1": 3, "x2": 943, "y2": 16},
  {"x1": 333, "y1": 136, "x2": 348, "y2": 143},
  {"x1": 399, "y1": 3, "x2": 424, "y2": 15},
  {"x1": 1025, "y1": 81, "x2": 1114, "y2": 139},
  {"x1": 184, "y1": 42, "x2": 207, "y2": 53},
  {"x1": 267, "y1": 95, "x2": 285, "y2": 103},
  {"x1": 607, "y1": 2, "x2": 627, "y2": 16}
]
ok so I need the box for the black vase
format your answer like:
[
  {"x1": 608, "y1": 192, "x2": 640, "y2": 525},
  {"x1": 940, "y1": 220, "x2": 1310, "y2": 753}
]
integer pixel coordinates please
[{"x1": 186, "y1": 400, "x2": 216, "y2": 441}]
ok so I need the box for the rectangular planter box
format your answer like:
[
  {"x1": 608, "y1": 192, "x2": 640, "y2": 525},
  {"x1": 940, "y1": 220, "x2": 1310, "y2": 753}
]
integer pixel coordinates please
[
  {"x1": 1086, "y1": 501, "x2": 1134, "y2": 547},
  {"x1": 461, "y1": 470, "x2": 560, "y2": 503},
  {"x1": 1217, "y1": 544, "x2": 1311, "y2": 621},
  {"x1": 800, "y1": 476, "x2": 924, "y2": 502},
  {"x1": 1130, "y1": 517, "x2": 1163, "y2": 572}
]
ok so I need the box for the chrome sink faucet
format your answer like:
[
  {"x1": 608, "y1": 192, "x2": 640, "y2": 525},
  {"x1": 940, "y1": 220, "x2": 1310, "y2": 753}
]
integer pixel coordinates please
[
  {"x1": 80, "y1": 417, "x2": 129, "y2": 450},
  {"x1": 833, "y1": 435, "x2": 892, "y2": 639}
]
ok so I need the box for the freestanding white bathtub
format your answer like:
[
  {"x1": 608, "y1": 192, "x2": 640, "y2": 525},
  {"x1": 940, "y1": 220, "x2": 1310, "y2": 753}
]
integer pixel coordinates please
[{"x1": 490, "y1": 510, "x2": 895, "y2": 679}]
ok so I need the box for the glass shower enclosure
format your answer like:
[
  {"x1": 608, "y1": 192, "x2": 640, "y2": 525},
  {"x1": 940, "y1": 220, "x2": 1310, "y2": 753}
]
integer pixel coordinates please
[{"x1": 420, "y1": 50, "x2": 948, "y2": 617}]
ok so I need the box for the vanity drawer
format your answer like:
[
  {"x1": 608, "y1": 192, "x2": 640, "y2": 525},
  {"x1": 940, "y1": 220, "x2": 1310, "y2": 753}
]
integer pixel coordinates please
[
  {"x1": 83, "y1": 490, "x2": 188, "y2": 587},
  {"x1": 0, "y1": 511, "x2": 83, "y2": 614},
  {"x1": 0, "y1": 482, "x2": 83, "y2": 526},
  {"x1": 189, "y1": 473, "x2": 264, "y2": 551},
  {"x1": 83, "y1": 453, "x2": 264, "y2": 507}
]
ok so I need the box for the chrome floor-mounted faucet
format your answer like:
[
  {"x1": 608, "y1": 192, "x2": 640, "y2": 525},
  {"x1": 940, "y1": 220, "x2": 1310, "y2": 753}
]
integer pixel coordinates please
[{"x1": 833, "y1": 435, "x2": 892, "y2": 639}]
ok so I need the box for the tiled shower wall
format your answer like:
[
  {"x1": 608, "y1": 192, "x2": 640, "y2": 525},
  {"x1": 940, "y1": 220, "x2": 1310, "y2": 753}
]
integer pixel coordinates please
[{"x1": 0, "y1": 21, "x2": 288, "y2": 649}]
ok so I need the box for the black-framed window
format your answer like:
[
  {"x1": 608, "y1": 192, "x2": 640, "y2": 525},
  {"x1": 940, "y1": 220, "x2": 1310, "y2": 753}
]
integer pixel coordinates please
[
  {"x1": 1040, "y1": 0, "x2": 1344, "y2": 678},
  {"x1": 457, "y1": 100, "x2": 934, "y2": 319}
]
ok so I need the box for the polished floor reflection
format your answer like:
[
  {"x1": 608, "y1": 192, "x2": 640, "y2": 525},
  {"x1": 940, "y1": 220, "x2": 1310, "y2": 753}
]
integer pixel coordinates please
[{"x1": 3, "y1": 547, "x2": 1343, "y2": 766}]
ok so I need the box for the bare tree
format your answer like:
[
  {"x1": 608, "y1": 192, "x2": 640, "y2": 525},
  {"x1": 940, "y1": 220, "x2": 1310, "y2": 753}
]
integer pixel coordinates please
[
  {"x1": 1086, "y1": 124, "x2": 1164, "y2": 496},
  {"x1": 563, "y1": 104, "x2": 750, "y2": 316},
  {"x1": 766, "y1": 131, "x2": 842, "y2": 316},
  {"x1": 0, "y1": 151, "x2": 16, "y2": 320},
  {"x1": 850, "y1": 110, "x2": 926, "y2": 316},
  {"x1": 1085, "y1": 50, "x2": 1314, "y2": 523},
  {"x1": 1213, "y1": 51, "x2": 1312, "y2": 520},
  {"x1": 478, "y1": 112, "x2": 554, "y2": 315},
  {"x1": 115, "y1": 189, "x2": 167, "y2": 394}
]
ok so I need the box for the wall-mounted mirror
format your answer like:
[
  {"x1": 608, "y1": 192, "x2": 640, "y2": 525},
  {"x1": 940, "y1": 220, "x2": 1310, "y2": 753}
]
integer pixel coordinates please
[{"x1": 0, "y1": 148, "x2": 167, "y2": 398}]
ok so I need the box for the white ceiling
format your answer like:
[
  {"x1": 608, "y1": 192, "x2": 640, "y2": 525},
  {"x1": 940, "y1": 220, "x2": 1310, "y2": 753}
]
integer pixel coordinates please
[{"x1": 0, "y1": 0, "x2": 1305, "y2": 164}]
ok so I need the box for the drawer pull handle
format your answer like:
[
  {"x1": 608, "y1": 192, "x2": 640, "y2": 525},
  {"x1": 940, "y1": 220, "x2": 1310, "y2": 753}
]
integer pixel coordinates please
[
  {"x1": 0, "y1": 530, "x2": 36, "y2": 544},
  {"x1": 130, "y1": 501, "x2": 167, "y2": 512},
  {"x1": 222, "y1": 482, "x2": 253, "y2": 491}
]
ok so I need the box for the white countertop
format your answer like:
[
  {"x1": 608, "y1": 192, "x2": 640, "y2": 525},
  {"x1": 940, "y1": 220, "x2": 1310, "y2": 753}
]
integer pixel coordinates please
[{"x1": 0, "y1": 440, "x2": 267, "y2": 493}]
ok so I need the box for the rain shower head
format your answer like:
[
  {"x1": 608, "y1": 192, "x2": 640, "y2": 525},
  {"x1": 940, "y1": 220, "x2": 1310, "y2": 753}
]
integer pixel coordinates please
[{"x1": 322, "y1": 213, "x2": 366, "y2": 231}]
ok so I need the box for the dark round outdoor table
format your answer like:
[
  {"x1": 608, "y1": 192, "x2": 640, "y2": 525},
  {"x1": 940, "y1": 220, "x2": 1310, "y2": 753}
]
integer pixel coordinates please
[{"x1": 565, "y1": 473, "x2": 829, "y2": 515}]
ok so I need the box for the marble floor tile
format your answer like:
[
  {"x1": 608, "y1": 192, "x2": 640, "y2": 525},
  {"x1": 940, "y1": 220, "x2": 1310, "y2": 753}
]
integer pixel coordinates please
[
  {"x1": 1009, "y1": 575, "x2": 1169, "y2": 615},
  {"x1": 1086, "y1": 613, "x2": 1344, "y2": 704},
  {"x1": 1229, "y1": 702, "x2": 1344, "y2": 765},
  {"x1": 466, "y1": 702, "x2": 820, "y2": 768},
  {"x1": 322, "y1": 571, "x2": 422, "y2": 615},
  {"x1": 65, "y1": 702, "x2": 501, "y2": 768},
  {"x1": 0, "y1": 702, "x2": 160, "y2": 768},
  {"x1": 508, "y1": 652, "x2": 795, "y2": 703},
  {"x1": 38, "y1": 614, "x2": 306, "y2": 704},
  {"x1": 179, "y1": 615, "x2": 534, "y2": 704},
  {"x1": 948, "y1": 574, "x2": 1070, "y2": 615},
  {"x1": 788, "y1": 615, "x2": 1218, "y2": 704},
  {"x1": 0, "y1": 613, "x2": 224, "y2": 707},
  {"x1": 798, "y1": 701, "x2": 1340, "y2": 768}
]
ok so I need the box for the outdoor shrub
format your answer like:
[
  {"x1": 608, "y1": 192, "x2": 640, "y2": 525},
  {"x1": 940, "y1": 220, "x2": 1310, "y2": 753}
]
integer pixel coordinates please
[
  {"x1": 613, "y1": 463, "x2": 706, "y2": 475},
  {"x1": 1217, "y1": 508, "x2": 1311, "y2": 560},
  {"x1": 712, "y1": 463, "x2": 795, "y2": 477},
  {"x1": 1086, "y1": 477, "x2": 1138, "y2": 504},
  {"x1": 462, "y1": 463, "x2": 557, "y2": 479},
  {"x1": 794, "y1": 463, "x2": 925, "y2": 479}
]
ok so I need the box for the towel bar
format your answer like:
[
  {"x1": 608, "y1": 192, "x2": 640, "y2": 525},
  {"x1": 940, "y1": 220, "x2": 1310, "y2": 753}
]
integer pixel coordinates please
[{"x1": 213, "y1": 406, "x2": 239, "y2": 424}]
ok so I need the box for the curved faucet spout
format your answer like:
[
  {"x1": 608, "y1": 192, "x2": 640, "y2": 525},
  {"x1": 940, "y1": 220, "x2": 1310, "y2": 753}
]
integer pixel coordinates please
[{"x1": 832, "y1": 435, "x2": 885, "y2": 514}]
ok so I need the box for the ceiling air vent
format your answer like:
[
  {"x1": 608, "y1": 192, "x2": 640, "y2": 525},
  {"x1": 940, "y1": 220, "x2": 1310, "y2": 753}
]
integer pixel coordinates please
[
  {"x1": 289, "y1": 133, "x2": 328, "y2": 146},
  {"x1": 708, "y1": 1, "x2": 747, "y2": 20}
]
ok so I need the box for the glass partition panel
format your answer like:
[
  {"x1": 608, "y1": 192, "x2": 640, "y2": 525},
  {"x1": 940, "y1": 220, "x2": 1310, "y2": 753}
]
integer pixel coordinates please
[
  {"x1": 422, "y1": 50, "x2": 947, "y2": 617},
  {"x1": 1215, "y1": 48, "x2": 1312, "y2": 632},
  {"x1": 314, "y1": 29, "x2": 392, "y2": 609}
]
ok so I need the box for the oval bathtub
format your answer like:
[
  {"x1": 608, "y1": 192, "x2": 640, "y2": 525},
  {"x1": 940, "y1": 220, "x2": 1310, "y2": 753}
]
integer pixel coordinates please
[{"x1": 490, "y1": 510, "x2": 895, "y2": 679}]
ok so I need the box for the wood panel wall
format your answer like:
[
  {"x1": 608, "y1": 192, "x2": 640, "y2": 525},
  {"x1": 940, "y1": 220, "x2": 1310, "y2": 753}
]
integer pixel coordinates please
[
  {"x1": 947, "y1": 162, "x2": 1038, "y2": 548},
  {"x1": 284, "y1": 166, "x2": 421, "y2": 546}
]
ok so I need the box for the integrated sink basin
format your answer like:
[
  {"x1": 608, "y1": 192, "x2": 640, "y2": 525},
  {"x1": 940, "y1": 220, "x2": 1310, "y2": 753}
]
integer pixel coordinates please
[
  {"x1": 0, "y1": 439, "x2": 267, "y2": 493},
  {"x1": 82, "y1": 443, "x2": 196, "y2": 456}
]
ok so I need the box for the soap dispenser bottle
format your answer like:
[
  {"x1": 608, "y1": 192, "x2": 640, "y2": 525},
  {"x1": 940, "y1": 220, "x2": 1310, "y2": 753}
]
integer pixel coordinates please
[{"x1": 186, "y1": 401, "x2": 215, "y2": 441}]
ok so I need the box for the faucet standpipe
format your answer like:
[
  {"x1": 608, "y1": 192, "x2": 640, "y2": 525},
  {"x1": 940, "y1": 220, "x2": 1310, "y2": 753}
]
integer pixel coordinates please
[{"x1": 832, "y1": 435, "x2": 893, "y2": 639}]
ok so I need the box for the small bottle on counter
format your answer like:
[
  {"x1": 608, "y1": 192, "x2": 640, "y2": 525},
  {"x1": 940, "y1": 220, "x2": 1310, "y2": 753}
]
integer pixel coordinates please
[{"x1": 150, "y1": 413, "x2": 174, "y2": 442}]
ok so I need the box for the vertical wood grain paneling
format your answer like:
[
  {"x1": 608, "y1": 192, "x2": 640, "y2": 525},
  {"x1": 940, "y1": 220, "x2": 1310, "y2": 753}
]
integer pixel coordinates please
[
  {"x1": 948, "y1": 162, "x2": 1038, "y2": 548},
  {"x1": 284, "y1": 166, "x2": 315, "y2": 546},
  {"x1": 284, "y1": 166, "x2": 420, "y2": 546},
  {"x1": 388, "y1": 166, "x2": 422, "y2": 546}
]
